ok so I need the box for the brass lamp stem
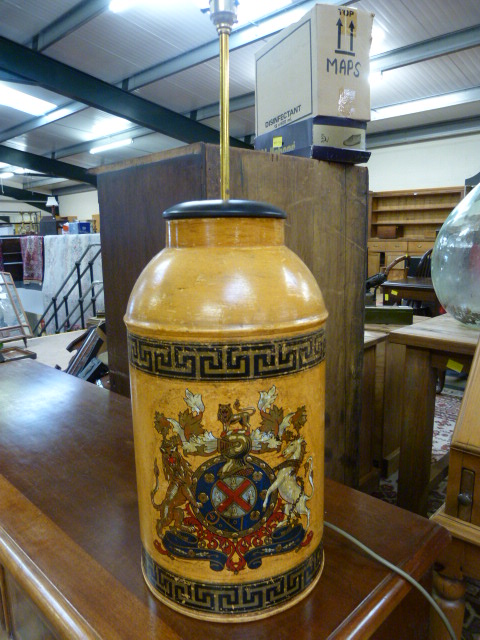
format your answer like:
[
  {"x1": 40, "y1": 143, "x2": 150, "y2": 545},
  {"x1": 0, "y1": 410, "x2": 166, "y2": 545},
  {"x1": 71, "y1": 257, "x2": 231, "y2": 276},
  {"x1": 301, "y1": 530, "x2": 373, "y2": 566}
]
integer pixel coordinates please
[
  {"x1": 209, "y1": 0, "x2": 237, "y2": 202},
  {"x1": 219, "y1": 29, "x2": 230, "y2": 201}
]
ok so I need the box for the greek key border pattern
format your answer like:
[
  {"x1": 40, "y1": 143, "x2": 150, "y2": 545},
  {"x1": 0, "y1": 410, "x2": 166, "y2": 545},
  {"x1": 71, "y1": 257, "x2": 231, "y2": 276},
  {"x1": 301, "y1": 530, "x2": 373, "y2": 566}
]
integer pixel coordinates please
[
  {"x1": 142, "y1": 541, "x2": 323, "y2": 616},
  {"x1": 127, "y1": 329, "x2": 326, "y2": 380}
]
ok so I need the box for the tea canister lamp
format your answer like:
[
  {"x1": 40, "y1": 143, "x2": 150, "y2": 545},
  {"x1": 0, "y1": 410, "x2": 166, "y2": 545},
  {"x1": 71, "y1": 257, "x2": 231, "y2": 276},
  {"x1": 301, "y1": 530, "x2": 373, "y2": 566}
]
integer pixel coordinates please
[{"x1": 124, "y1": 0, "x2": 328, "y2": 621}]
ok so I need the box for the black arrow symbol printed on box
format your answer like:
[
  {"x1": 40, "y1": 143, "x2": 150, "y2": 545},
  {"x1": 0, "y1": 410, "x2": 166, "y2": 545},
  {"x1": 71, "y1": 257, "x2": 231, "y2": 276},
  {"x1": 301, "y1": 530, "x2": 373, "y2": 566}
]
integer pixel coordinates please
[
  {"x1": 336, "y1": 18, "x2": 343, "y2": 50},
  {"x1": 335, "y1": 17, "x2": 356, "y2": 57}
]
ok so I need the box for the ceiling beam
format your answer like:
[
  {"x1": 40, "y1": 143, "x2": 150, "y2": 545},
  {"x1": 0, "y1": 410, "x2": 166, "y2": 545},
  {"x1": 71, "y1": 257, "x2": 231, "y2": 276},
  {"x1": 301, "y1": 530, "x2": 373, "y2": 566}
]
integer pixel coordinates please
[
  {"x1": 0, "y1": 90, "x2": 255, "y2": 149},
  {"x1": 0, "y1": 145, "x2": 97, "y2": 186},
  {"x1": 0, "y1": 35, "x2": 250, "y2": 148},
  {"x1": 0, "y1": 185, "x2": 50, "y2": 212},
  {"x1": 0, "y1": 70, "x2": 35, "y2": 83},
  {"x1": 189, "y1": 92, "x2": 255, "y2": 121},
  {"x1": 52, "y1": 183, "x2": 96, "y2": 196},
  {"x1": 367, "y1": 115, "x2": 480, "y2": 149},
  {"x1": 27, "y1": 177, "x2": 69, "y2": 188},
  {"x1": 371, "y1": 23, "x2": 480, "y2": 73},
  {"x1": 30, "y1": 0, "x2": 111, "y2": 51}
]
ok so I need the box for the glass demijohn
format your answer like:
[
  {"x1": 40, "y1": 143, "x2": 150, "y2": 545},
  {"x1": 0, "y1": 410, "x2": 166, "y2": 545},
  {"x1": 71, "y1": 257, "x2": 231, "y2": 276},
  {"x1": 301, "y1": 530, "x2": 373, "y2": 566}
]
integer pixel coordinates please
[{"x1": 432, "y1": 183, "x2": 480, "y2": 326}]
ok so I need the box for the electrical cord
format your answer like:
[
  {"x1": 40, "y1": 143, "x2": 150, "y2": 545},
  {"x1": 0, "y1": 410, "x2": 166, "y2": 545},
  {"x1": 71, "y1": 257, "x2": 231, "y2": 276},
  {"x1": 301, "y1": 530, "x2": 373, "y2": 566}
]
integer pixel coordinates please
[{"x1": 323, "y1": 520, "x2": 457, "y2": 640}]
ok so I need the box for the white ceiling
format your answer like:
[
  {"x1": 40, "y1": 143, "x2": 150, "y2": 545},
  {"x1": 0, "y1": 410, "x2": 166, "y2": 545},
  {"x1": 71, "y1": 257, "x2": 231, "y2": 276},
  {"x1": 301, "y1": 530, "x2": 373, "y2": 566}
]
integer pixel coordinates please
[{"x1": 0, "y1": 0, "x2": 479, "y2": 201}]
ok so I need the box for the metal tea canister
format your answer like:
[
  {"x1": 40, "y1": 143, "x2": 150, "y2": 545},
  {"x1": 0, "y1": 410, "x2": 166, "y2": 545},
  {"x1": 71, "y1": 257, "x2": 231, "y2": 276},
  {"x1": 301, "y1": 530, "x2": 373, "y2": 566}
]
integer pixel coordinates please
[{"x1": 124, "y1": 198, "x2": 327, "y2": 621}]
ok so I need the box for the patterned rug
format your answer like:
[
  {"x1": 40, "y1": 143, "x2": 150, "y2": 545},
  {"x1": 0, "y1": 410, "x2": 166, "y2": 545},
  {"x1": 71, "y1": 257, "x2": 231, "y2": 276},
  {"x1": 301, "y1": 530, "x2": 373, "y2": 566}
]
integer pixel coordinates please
[
  {"x1": 20, "y1": 235, "x2": 44, "y2": 285},
  {"x1": 432, "y1": 388, "x2": 463, "y2": 463}
]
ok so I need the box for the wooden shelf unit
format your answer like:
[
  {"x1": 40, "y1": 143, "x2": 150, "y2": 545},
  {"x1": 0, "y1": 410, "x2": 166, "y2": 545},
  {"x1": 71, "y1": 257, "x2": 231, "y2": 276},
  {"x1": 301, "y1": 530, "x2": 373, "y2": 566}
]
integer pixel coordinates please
[{"x1": 367, "y1": 187, "x2": 465, "y2": 279}]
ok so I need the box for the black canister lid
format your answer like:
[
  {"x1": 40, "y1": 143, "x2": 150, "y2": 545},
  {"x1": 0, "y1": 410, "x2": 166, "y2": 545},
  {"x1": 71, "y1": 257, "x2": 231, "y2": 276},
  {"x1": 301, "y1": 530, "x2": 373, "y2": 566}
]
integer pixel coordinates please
[{"x1": 163, "y1": 199, "x2": 286, "y2": 220}]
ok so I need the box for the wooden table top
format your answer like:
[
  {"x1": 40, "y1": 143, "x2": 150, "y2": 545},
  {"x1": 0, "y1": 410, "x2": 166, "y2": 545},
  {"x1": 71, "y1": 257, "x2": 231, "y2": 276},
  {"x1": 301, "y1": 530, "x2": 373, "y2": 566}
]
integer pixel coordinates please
[
  {"x1": 365, "y1": 314, "x2": 428, "y2": 335},
  {"x1": 388, "y1": 312, "x2": 480, "y2": 353},
  {"x1": 364, "y1": 330, "x2": 388, "y2": 348},
  {"x1": 0, "y1": 361, "x2": 450, "y2": 639}
]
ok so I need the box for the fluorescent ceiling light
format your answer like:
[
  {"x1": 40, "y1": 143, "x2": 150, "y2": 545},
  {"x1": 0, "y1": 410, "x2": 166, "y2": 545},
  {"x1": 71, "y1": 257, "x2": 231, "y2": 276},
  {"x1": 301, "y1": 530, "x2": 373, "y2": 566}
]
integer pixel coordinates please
[
  {"x1": 370, "y1": 25, "x2": 386, "y2": 56},
  {"x1": 236, "y1": 0, "x2": 293, "y2": 26},
  {"x1": 92, "y1": 117, "x2": 132, "y2": 137},
  {"x1": 0, "y1": 83, "x2": 57, "y2": 116},
  {"x1": 0, "y1": 172, "x2": 14, "y2": 179},
  {"x1": 371, "y1": 88, "x2": 480, "y2": 121},
  {"x1": 89, "y1": 138, "x2": 133, "y2": 154},
  {"x1": 109, "y1": 0, "x2": 128, "y2": 11},
  {"x1": 247, "y1": 7, "x2": 305, "y2": 33},
  {"x1": 54, "y1": 107, "x2": 76, "y2": 120},
  {"x1": 369, "y1": 71, "x2": 384, "y2": 86},
  {"x1": 109, "y1": 0, "x2": 156, "y2": 11}
]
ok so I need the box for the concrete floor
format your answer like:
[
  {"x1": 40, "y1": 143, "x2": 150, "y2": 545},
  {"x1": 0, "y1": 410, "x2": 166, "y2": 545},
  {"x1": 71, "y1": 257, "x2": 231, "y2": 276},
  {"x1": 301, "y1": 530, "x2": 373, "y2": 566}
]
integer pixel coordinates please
[{"x1": 5, "y1": 330, "x2": 84, "y2": 369}]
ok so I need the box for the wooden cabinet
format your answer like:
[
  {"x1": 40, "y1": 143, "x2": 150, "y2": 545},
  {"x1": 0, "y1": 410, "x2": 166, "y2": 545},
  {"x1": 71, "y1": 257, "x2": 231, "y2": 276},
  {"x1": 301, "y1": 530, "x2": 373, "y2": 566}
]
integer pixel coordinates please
[
  {"x1": 367, "y1": 187, "x2": 464, "y2": 278},
  {"x1": 97, "y1": 142, "x2": 368, "y2": 486}
]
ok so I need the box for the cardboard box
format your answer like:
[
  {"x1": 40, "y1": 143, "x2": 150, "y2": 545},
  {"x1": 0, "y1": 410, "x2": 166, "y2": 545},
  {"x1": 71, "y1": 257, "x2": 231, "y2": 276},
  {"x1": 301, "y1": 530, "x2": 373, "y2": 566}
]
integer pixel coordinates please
[
  {"x1": 68, "y1": 221, "x2": 91, "y2": 234},
  {"x1": 254, "y1": 3, "x2": 373, "y2": 162}
]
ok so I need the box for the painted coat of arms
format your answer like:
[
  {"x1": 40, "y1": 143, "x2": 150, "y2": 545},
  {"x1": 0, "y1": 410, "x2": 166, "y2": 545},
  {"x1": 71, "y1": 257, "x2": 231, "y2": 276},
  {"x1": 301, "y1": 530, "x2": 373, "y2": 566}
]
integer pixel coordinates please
[{"x1": 151, "y1": 385, "x2": 314, "y2": 573}]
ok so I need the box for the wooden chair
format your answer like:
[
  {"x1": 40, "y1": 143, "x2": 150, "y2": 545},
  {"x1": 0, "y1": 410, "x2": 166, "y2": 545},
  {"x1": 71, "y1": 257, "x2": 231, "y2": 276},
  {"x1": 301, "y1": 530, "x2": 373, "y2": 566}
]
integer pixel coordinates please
[
  {"x1": 404, "y1": 248, "x2": 434, "y2": 315},
  {"x1": 414, "y1": 248, "x2": 433, "y2": 278}
]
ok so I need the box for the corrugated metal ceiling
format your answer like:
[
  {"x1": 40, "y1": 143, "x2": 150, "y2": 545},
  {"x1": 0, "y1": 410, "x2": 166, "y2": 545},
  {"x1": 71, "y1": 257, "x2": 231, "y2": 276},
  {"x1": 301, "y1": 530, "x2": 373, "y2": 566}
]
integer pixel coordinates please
[{"x1": 0, "y1": 0, "x2": 479, "y2": 195}]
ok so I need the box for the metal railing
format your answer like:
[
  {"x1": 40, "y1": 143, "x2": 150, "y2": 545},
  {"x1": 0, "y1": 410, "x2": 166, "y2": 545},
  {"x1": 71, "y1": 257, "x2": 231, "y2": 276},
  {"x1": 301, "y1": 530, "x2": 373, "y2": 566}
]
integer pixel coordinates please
[{"x1": 33, "y1": 243, "x2": 103, "y2": 336}]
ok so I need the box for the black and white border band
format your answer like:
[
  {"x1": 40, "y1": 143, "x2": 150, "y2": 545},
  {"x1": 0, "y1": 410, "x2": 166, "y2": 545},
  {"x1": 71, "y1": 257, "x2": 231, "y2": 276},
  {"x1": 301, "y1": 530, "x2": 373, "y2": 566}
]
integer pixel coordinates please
[
  {"x1": 127, "y1": 328, "x2": 326, "y2": 381},
  {"x1": 142, "y1": 542, "x2": 323, "y2": 616}
]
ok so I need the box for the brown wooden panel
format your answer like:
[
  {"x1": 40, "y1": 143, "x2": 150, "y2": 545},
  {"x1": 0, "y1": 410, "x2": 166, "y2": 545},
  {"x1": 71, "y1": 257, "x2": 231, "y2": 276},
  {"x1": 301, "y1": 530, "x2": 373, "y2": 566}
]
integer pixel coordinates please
[
  {"x1": 97, "y1": 144, "x2": 368, "y2": 484},
  {"x1": 345, "y1": 164, "x2": 369, "y2": 486},
  {"x1": 397, "y1": 347, "x2": 437, "y2": 514},
  {"x1": 97, "y1": 148, "x2": 206, "y2": 395},
  {"x1": 359, "y1": 347, "x2": 376, "y2": 485},
  {"x1": 382, "y1": 342, "x2": 405, "y2": 464}
]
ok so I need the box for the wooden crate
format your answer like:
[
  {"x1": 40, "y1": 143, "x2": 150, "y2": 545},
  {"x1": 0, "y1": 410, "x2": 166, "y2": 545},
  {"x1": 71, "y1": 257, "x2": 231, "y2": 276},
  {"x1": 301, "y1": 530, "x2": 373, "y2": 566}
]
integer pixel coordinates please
[{"x1": 96, "y1": 143, "x2": 368, "y2": 485}]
